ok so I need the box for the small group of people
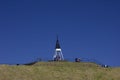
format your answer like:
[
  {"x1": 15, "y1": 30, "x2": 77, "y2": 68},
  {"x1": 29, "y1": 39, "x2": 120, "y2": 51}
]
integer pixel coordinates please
[{"x1": 54, "y1": 56, "x2": 61, "y2": 61}]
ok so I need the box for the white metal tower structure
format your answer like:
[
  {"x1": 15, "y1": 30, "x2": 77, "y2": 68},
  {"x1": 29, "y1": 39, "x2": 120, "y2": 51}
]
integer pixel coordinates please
[{"x1": 53, "y1": 36, "x2": 64, "y2": 61}]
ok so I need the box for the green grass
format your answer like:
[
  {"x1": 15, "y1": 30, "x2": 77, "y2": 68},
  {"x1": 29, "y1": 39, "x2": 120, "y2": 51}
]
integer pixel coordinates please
[{"x1": 0, "y1": 62, "x2": 120, "y2": 80}]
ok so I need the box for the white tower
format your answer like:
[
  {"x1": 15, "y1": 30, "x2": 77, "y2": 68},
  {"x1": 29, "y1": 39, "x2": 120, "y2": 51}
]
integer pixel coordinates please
[{"x1": 53, "y1": 36, "x2": 64, "y2": 61}]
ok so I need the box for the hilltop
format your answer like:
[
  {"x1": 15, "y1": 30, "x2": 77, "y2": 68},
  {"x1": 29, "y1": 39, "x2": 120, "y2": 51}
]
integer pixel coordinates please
[{"x1": 0, "y1": 62, "x2": 120, "y2": 80}]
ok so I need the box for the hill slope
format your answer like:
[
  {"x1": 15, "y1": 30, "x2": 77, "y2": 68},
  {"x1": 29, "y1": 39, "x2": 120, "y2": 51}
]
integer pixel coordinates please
[{"x1": 0, "y1": 62, "x2": 120, "y2": 80}]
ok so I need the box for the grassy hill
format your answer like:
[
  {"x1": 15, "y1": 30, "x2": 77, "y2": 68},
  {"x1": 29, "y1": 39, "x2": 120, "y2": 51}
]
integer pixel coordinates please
[{"x1": 0, "y1": 62, "x2": 120, "y2": 80}]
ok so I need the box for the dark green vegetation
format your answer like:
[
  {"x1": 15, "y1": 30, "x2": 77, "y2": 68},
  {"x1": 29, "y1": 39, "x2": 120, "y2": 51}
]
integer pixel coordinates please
[{"x1": 0, "y1": 62, "x2": 120, "y2": 80}]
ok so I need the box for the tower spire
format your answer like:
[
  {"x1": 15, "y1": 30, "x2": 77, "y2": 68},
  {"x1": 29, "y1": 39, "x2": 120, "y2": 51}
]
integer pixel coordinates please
[
  {"x1": 55, "y1": 36, "x2": 60, "y2": 49},
  {"x1": 53, "y1": 36, "x2": 64, "y2": 61}
]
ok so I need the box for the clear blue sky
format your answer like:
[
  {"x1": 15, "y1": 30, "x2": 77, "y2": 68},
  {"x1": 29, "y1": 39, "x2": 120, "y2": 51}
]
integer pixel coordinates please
[{"x1": 0, "y1": 0, "x2": 120, "y2": 66}]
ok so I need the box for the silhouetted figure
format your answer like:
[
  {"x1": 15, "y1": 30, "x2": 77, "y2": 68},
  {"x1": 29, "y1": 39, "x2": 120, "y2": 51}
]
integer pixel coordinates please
[
  {"x1": 54, "y1": 55, "x2": 61, "y2": 61},
  {"x1": 16, "y1": 64, "x2": 19, "y2": 66},
  {"x1": 75, "y1": 58, "x2": 81, "y2": 62}
]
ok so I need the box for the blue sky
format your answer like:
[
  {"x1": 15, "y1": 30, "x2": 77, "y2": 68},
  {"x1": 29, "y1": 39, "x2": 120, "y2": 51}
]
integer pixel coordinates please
[{"x1": 0, "y1": 0, "x2": 120, "y2": 66}]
